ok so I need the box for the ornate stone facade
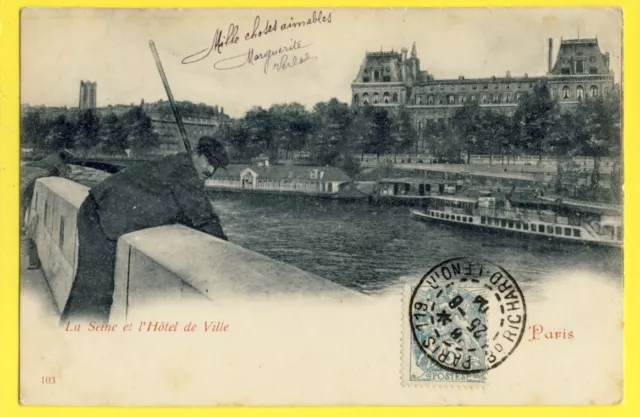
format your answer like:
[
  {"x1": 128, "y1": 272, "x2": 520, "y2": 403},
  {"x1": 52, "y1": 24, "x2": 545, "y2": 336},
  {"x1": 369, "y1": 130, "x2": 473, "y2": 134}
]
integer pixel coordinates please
[{"x1": 351, "y1": 38, "x2": 615, "y2": 129}]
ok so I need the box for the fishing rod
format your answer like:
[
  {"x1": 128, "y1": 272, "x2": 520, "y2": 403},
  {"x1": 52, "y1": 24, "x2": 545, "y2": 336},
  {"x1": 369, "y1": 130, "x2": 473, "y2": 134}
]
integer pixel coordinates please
[{"x1": 148, "y1": 40, "x2": 193, "y2": 156}]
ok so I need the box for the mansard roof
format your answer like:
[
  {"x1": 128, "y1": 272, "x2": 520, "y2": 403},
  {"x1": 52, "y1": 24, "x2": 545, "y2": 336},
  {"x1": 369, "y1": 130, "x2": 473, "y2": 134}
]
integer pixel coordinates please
[
  {"x1": 550, "y1": 37, "x2": 611, "y2": 75},
  {"x1": 353, "y1": 49, "x2": 407, "y2": 83}
]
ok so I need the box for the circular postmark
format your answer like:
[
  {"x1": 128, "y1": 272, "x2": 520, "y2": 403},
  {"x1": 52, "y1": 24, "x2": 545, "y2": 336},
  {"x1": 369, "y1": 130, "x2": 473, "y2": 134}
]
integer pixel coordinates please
[{"x1": 410, "y1": 257, "x2": 527, "y2": 374}]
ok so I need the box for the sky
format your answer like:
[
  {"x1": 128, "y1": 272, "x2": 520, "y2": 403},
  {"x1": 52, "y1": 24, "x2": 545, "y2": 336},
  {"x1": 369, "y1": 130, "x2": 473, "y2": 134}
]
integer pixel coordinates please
[{"x1": 21, "y1": 8, "x2": 623, "y2": 118}]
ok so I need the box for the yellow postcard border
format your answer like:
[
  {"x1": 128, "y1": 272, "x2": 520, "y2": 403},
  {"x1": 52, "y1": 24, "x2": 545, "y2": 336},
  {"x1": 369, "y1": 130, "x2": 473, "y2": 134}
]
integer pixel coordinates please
[{"x1": 0, "y1": 1, "x2": 637, "y2": 416}]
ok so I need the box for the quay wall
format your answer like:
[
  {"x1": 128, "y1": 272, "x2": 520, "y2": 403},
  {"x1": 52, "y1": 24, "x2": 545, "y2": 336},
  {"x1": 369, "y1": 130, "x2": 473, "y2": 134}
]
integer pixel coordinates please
[{"x1": 28, "y1": 177, "x2": 361, "y2": 321}]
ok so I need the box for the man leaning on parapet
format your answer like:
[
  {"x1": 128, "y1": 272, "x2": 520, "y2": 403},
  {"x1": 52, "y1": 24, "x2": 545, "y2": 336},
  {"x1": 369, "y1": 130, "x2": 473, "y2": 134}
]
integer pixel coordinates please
[{"x1": 60, "y1": 136, "x2": 229, "y2": 325}]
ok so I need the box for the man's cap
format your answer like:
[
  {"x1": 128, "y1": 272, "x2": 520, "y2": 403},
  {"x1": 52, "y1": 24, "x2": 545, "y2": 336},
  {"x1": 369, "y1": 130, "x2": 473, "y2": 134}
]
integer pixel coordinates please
[{"x1": 197, "y1": 136, "x2": 229, "y2": 169}]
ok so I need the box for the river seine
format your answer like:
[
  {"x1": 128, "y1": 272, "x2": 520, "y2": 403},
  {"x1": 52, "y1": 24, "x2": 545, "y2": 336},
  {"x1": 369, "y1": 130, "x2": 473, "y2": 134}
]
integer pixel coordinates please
[{"x1": 211, "y1": 193, "x2": 623, "y2": 296}]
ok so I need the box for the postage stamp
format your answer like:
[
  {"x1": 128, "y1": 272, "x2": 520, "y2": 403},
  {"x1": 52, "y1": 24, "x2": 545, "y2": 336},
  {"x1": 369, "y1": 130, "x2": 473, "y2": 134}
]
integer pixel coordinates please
[{"x1": 403, "y1": 257, "x2": 526, "y2": 385}]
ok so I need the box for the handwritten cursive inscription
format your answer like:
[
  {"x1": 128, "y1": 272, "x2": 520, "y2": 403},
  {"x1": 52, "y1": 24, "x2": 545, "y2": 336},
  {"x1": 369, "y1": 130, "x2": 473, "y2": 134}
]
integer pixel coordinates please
[
  {"x1": 182, "y1": 24, "x2": 240, "y2": 64},
  {"x1": 181, "y1": 10, "x2": 332, "y2": 67},
  {"x1": 213, "y1": 39, "x2": 318, "y2": 74}
]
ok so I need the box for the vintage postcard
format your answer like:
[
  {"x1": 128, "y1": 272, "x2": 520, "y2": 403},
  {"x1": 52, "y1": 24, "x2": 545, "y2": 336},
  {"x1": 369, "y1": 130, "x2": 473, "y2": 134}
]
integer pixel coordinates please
[{"x1": 19, "y1": 7, "x2": 623, "y2": 406}]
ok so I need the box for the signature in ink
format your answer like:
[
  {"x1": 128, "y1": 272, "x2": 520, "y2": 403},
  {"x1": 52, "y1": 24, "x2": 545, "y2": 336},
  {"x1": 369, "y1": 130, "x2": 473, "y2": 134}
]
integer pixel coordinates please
[
  {"x1": 213, "y1": 39, "x2": 318, "y2": 74},
  {"x1": 182, "y1": 23, "x2": 240, "y2": 65}
]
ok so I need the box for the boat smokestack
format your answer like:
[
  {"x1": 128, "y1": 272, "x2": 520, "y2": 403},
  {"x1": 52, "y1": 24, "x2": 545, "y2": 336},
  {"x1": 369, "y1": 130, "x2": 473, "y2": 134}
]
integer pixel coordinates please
[{"x1": 548, "y1": 38, "x2": 553, "y2": 73}]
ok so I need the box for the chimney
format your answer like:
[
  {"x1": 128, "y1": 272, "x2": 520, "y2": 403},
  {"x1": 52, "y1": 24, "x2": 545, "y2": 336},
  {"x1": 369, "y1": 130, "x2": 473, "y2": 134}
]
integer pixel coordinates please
[{"x1": 548, "y1": 38, "x2": 553, "y2": 73}]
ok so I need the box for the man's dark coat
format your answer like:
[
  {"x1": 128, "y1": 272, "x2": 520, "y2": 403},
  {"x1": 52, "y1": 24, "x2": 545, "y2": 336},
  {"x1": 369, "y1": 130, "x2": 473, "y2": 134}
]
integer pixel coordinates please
[{"x1": 61, "y1": 153, "x2": 227, "y2": 323}]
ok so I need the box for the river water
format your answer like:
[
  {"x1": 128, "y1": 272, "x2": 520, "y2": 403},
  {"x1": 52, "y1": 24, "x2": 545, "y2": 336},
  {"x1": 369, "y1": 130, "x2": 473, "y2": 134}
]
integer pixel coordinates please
[{"x1": 210, "y1": 193, "x2": 623, "y2": 297}]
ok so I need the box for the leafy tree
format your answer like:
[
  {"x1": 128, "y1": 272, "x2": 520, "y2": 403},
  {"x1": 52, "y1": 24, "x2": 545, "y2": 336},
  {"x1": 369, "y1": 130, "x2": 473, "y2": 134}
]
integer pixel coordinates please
[
  {"x1": 244, "y1": 106, "x2": 276, "y2": 158},
  {"x1": 310, "y1": 99, "x2": 352, "y2": 165},
  {"x1": 340, "y1": 154, "x2": 361, "y2": 178},
  {"x1": 390, "y1": 106, "x2": 418, "y2": 161},
  {"x1": 572, "y1": 93, "x2": 621, "y2": 189},
  {"x1": 350, "y1": 105, "x2": 376, "y2": 160},
  {"x1": 122, "y1": 106, "x2": 159, "y2": 154},
  {"x1": 73, "y1": 109, "x2": 101, "y2": 150},
  {"x1": 513, "y1": 81, "x2": 559, "y2": 161},
  {"x1": 367, "y1": 107, "x2": 393, "y2": 160},
  {"x1": 21, "y1": 110, "x2": 47, "y2": 148},
  {"x1": 219, "y1": 121, "x2": 251, "y2": 162},
  {"x1": 269, "y1": 103, "x2": 313, "y2": 160},
  {"x1": 44, "y1": 115, "x2": 75, "y2": 150},
  {"x1": 451, "y1": 101, "x2": 486, "y2": 163},
  {"x1": 98, "y1": 113, "x2": 128, "y2": 155}
]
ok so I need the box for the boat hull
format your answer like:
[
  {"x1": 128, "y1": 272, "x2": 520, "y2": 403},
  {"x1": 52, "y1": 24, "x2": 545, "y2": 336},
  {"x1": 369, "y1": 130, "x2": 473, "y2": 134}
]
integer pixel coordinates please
[{"x1": 410, "y1": 209, "x2": 622, "y2": 249}]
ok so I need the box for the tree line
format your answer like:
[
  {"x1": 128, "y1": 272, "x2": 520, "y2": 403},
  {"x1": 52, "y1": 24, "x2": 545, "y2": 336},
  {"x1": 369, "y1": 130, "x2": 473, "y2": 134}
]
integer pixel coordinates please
[
  {"x1": 22, "y1": 82, "x2": 621, "y2": 179},
  {"x1": 21, "y1": 106, "x2": 160, "y2": 156},
  {"x1": 213, "y1": 81, "x2": 620, "y2": 178}
]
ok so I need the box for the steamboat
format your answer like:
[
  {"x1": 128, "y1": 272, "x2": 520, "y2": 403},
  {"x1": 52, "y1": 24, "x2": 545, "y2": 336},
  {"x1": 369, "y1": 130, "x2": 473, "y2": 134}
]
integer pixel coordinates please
[{"x1": 410, "y1": 191, "x2": 622, "y2": 248}]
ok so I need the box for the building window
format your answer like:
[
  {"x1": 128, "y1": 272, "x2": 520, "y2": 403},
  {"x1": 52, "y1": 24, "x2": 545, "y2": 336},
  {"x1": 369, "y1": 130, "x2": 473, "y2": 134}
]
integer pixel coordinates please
[
  {"x1": 472, "y1": 85, "x2": 477, "y2": 90},
  {"x1": 493, "y1": 94, "x2": 500, "y2": 103},
  {"x1": 392, "y1": 92, "x2": 398, "y2": 103},
  {"x1": 505, "y1": 93, "x2": 512, "y2": 103},
  {"x1": 508, "y1": 221, "x2": 514, "y2": 228},
  {"x1": 383, "y1": 92, "x2": 390, "y2": 103},
  {"x1": 523, "y1": 223, "x2": 529, "y2": 230},
  {"x1": 573, "y1": 229, "x2": 581, "y2": 237},
  {"x1": 516, "y1": 222, "x2": 522, "y2": 230},
  {"x1": 576, "y1": 86, "x2": 584, "y2": 100},
  {"x1": 555, "y1": 226, "x2": 562, "y2": 235},
  {"x1": 327, "y1": 183, "x2": 333, "y2": 192},
  {"x1": 448, "y1": 95, "x2": 455, "y2": 104},
  {"x1": 353, "y1": 94, "x2": 359, "y2": 105},
  {"x1": 589, "y1": 67, "x2": 598, "y2": 74},
  {"x1": 547, "y1": 225, "x2": 553, "y2": 234},
  {"x1": 538, "y1": 224, "x2": 544, "y2": 233},
  {"x1": 428, "y1": 96, "x2": 434, "y2": 105},
  {"x1": 481, "y1": 216, "x2": 486, "y2": 224},
  {"x1": 470, "y1": 95, "x2": 477, "y2": 102},
  {"x1": 374, "y1": 70, "x2": 380, "y2": 82},
  {"x1": 459, "y1": 95, "x2": 466, "y2": 103},
  {"x1": 590, "y1": 85, "x2": 599, "y2": 97},
  {"x1": 550, "y1": 88, "x2": 556, "y2": 99},
  {"x1": 363, "y1": 93, "x2": 369, "y2": 104},
  {"x1": 576, "y1": 60, "x2": 584, "y2": 73},
  {"x1": 564, "y1": 227, "x2": 571, "y2": 236},
  {"x1": 483, "y1": 84, "x2": 488, "y2": 89},
  {"x1": 562, "y1": 86, "x2": 571, "y2": 100},
  {"x1": 481, "y1": 94, "x2": 487, "y2": 103},
  {"x1": 416, "y1": 96, "x2": 422, "y2": 105},
  {"x1": 373, "y1": 93, "x2": 379, "y2": 103}
]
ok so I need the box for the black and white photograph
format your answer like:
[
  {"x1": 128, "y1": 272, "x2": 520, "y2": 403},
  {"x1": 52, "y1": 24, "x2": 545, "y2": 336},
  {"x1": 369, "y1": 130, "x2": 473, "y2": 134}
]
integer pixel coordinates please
[{"x1": 19, "y1": 7, "x2": 623, "y2": 406}]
